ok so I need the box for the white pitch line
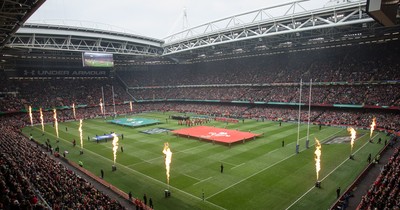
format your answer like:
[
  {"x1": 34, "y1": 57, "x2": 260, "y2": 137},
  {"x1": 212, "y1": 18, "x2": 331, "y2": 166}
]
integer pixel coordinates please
[
  {"x1": 231, "y1": 162, "x2": 245, "y2": 170},
  {"x1": 183, "y1": 173, "x2": 202, "y2": 181},
  {"x1": 34, "y1": 127, "x2": 227, "y2": 210},
  {"x1": 227, "y1": 145, "x2": 292, "y2": 171},
  {"x1": 194, "y1": 177, "x2": 213, "y2": 186},
  {"x1": 126, "y1": 162, "x2": 143, "y2": 168},
  {"x1": 265, "y1": 147, "x2": 280, "y2": 155},
  {"x1": 143, "y1": 159, "x2": 152, "y2": 164},
  {"x1": 208, "y1": 152, "x2": 298, "y2": 199},
  {"x1": 64, "y1": 135, "x2": 226, "y2": 210},
  {"x1": 209, "y1": 154, "x2": 299, "y2": 198},
  {"x1": 285, "y1": 133, "x2": 378, "y2": 210},
  {"x1": 220, "y1": 161, "x2": 237, "y2": 167},
  {"x1": 33, "y1": 124, "x2": 340, "y2": 209},
  {"x1": 206, "y1": 129, "x2": 343, "y2": 199},
  {"x1": 129, "y1": 143, "x2": 211, "y2": 167}
]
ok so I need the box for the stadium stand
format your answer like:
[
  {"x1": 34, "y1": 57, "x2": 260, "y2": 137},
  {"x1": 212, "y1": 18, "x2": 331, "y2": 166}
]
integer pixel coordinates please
[
  {"x1": 0, "y1": 119, "x2": 126, "y2": 209},
  {"x1": 356, "y1": 145, "x2": 400, "y2": 210},
  {"x1": 0, "y1": 6, "x2": 399, "y2": 209},
  {"x1": 117, "y1": 43, "x2": 400, "y2": 86}
]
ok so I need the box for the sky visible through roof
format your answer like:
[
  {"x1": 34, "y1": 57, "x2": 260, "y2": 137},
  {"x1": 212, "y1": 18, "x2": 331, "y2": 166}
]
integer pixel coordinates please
[{"x1": 28, "y1": 0, "x2": 331, "y2": 39}]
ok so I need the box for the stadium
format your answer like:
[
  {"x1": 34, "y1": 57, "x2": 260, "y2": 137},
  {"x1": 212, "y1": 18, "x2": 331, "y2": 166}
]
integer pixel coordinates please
[{"x1": 0, "y1": 0, "x2": 399, "y2": 209}]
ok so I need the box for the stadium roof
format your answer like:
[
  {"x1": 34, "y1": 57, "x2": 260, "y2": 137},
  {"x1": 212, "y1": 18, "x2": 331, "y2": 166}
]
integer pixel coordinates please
[
  {"x1": 0, "y1": 0, "x2": 399, "y2": 70},
  {"x1": 0, "y1": 0, "x2": 45, "y2": 48},
  {"x1": 162, "y1": 1, "x2": 400, "y2": 63}
]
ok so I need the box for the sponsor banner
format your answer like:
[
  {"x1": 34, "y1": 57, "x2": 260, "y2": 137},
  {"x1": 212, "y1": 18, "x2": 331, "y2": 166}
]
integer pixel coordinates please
[
  {"x1": 92, "y1": 133, "x2": 121, "y2": 141},
  {"x1": 324, "y1": 136, "x2": 351, "y2": 144},
  {"x1": 17, "y1": 69, "x2": 110, "y2": 77},
  {"x1": 325, "y1": 133, "x2": 366, "y2": 144},
  {"x1": 141, "y1": 128, "x2": 172, "y2": 134},
  {"x1": 108, "y1": 118, "x2": 160, "y2": 127}
]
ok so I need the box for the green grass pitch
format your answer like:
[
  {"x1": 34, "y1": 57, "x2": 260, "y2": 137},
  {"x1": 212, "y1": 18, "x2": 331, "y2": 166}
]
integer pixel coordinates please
[{"x1": 23, "y1": 111, "x2": 386, "y2": 210}]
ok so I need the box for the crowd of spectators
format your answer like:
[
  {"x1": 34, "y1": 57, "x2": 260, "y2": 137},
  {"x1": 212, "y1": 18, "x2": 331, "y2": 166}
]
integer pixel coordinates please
[
  {"x1": 0, "y1": 41, "x2": 399, "y2": 209},
  {"x1": 0, "y1": 101, "x2": 398, "y2": 209},
  {"x1": 316, "y1": 110, "x2": 400, "y2": 131},
  {"x1": 0, "y1": 116, "x2": 125, "y2": 209},
  {"x1": 0, "y1": 42, "x2": 399, "y2": 112},
  {"x1": 17, "y1": 101, "x2": 400, "y2": 132},
  {"x1": 52, "y1": 102, "x2": 396, "y2": 132},
  {"x1": 0, "y1": 78, "x2": 131, "y2": 112},
  {"x1": 129, "y1": 84, "x2": 400, "y2": 107},
  {"x1": 165, "y1": 103, "x2": 399, "y2": 131},
  {"x1": 118, "y1": 42, "x2": 400, "y2": 86},
  {"x1": 357, "y1": 146, "x2": 400, "y2": 209},
  {"x1": 0, "y1": 79, "x2": 391, "y2": 110}
]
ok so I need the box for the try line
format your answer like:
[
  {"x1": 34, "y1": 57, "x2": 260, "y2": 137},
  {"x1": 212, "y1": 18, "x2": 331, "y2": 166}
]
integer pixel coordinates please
[
  {"x1": 206, "y1": 129, "x2": 343, "y2": 199},
  {"x1": 285, "y1": 133, "x2": 379, "y2": 210}
]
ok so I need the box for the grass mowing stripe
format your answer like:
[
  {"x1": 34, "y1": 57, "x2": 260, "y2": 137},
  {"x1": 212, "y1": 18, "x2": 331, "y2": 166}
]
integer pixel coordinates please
[
  {"x1": 32, "y1": 126, "x2": 114, "y2": 164},
  {"x1": 25, "y1": 112, "x2": 383, "y2": 210},
  {"x1": 231, "y1": 163, "x2": 246, "y2": 170},
  {"x1": 128, "y1": 143, "x2": 211, "y2": 166},
  {"x1": 218, "y1": 127, "x2": 337, "y2": 170},
  {"x1": 193, "y1": 177, "x2": 213, "y2": 186},
  {"x1": 219, "y1": 161, "x2": 238, "y2": 167},
  {"x1": 206, "y1": 129, "x2": 343, "y2": 199},
  {"x1": 34, "y1": 124, "x2": 227, "y2": 210},
  {"x1": 216, "y1": 128, "x2": 339, "y2": 178},
  {"x1": 183, "y1": 173, "x2": 203, "y2": 181},
  {"x1": 285, "y1": 133, "x2": 379, "y2": 210}
]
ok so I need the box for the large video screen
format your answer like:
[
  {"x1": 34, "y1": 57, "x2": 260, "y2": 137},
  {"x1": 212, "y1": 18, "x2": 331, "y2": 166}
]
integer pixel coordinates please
[{"x1": 82, "y1": 52, "x2": 114, "y2": 67}]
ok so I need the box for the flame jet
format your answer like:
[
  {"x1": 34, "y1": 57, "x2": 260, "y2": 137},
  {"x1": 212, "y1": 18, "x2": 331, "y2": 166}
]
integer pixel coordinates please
[
  {"x1": 112, "y1": 133, "x2": 119, "y2": 164},
  {"x1": 79, "y1": 119, "x2": 83, "y2": 150},
  {"x1": 99, "y1": 99, "x2": 104, "y2": 115},
  {"x1": 40, "y1": 108, "x2": 44, "y2": 133},
  {"x1": 72, "y1": 103, "x2": 76, "y2": 120},
  {"x1": 53, "y1": 109, "x2": 59, "y2": 138},
  {"x1": 28, "y1": 106, "x2": 33, "y2": 126},
  {"x1": 370, "y1": 117, "x2": 376, "y2": 138},
  {"x1": 347, "y1": 127, "x2": 356, "y2": 153},
  {"x1": 163, "y1": 142, "x2": 172, "y2": 185},
  {"x1": 314, "y1": 138, "x2": 322, "y2": 181}
]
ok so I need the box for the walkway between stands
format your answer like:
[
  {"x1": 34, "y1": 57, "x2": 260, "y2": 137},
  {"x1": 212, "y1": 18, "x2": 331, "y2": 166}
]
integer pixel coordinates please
[
  {"x1": 345, "y1": 143, "x2": 397, "y2": 209},
  {"x1": 27, "y1": 139, "x2": 135, "y2": 209}
]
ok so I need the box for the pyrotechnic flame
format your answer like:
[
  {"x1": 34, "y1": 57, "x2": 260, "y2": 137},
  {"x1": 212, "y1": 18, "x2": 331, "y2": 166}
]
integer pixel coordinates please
[
  {"x1": 79, "y1": 119, "x2": 83, "y2": 149},
  {"x1": 314, "y1": 138, "x2": 322, "y2": 181},
  {"x1": 130, "y1": 101, "x2": 133, "y2": 112},
  {"x1": 370, "y1": 117, "x2": 376, "y2": 138},
  {"x1": 112, "y1": 133, "x2": 119, "y2": 164},
  {"x1": 163, "y1": 142, "x2": 172, "y2": 185},
  {"x1": 40, "y1": 108, "x2": 44, "y2": 132},
  {"x1": 28, "y1": 106, "x2": 33, "y2": 126},
  {"x1": 53, "y1": 109, "x2": 59, "y2": 138},
  {"x1": 347, "y1": 127, "x2": 356, "y2": 153},
  {"x1": 99, "y1": 99, "x2": 104, "y2": 115},
  {"x1": 72, "y1": 103, "x2": 76, "y2": 119}
]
